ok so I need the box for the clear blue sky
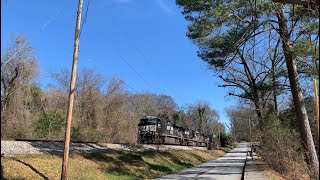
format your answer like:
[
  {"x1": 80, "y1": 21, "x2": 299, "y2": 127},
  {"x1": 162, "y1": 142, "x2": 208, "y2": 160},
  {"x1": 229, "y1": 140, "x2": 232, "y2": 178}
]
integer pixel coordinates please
[{"x1": 1, "y1": 0, "x2": 236, "y2": 125}]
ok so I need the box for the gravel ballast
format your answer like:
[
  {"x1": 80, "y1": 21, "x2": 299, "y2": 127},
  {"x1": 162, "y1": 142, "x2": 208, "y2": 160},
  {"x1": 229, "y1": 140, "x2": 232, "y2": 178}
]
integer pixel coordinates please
[{"x1": 1, "y1": 140, "x2": 207, "y2": 156}]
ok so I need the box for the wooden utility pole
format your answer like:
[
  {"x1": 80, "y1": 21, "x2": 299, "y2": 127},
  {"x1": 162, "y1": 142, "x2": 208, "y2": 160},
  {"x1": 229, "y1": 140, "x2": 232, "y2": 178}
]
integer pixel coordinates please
[
  {"x1": 249, "y1": 116, "x2": 253, "y2": 158},
  {"x1": 218, "y1": 122, "x2": 221, "y2": 148},
  {"x1": 61, "y1": 0, "x2": 83, "y2": 179},
  {"x1": 313, "y1": 78, "x2": 319, "y2": 137}
]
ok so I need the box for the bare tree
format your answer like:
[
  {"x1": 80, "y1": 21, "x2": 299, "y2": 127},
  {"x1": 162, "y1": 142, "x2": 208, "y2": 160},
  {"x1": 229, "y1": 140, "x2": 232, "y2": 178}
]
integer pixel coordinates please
[
  {"x1": 76, "y1": 68, "x2": 105, "y2": 131},
  {"x1": 226, "y1": 106, "x2": 258, "y2": 142},
  {"x1": 186, "y1": 101, "x2": 220, "y2": 135},
  {"x1": 101, "y1": 76, "x2": 131, "y2": 142},
  {"x1": 1, "y1": 34, "x2": 39, "y2": 138},
  {"x1": 49, "y1": 68, "x2": 71, "y2": 92}
]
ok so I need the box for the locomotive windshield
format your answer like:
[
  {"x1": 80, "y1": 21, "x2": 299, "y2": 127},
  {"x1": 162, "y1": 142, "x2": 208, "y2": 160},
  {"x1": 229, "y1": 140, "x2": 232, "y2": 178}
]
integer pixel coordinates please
[{"x1": 138, "y1": 118, "x2": 159, "y2": 126}]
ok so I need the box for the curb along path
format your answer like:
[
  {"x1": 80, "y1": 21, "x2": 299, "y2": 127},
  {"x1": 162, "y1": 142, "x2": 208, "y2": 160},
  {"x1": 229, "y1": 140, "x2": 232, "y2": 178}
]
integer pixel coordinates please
[{"x1": 244, "y1": 153, "x2": 269, "y2": 180}]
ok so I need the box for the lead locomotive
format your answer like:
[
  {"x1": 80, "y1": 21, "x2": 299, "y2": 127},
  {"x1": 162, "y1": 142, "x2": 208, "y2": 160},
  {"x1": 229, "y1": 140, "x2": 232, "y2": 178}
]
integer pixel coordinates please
[{"x1": 137, "y1": 116, "x2": 208, "y2": 147}]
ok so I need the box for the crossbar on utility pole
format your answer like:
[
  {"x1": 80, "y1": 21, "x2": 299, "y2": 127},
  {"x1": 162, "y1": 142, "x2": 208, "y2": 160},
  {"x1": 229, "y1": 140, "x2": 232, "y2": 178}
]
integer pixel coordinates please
[{"x1": 61, "y1": 0, "x2": 83, "y2": 179}]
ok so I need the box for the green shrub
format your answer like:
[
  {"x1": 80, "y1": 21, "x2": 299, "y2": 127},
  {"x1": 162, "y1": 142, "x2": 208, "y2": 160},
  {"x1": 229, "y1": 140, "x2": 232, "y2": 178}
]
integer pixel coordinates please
[
  {"x1": 71, "y1": 126, "x2": 81, "y2": 141},
  {"x1": 35, "y1": 110, "x2": 65, "y2": 140},
  {"x1": 220, "y1": 134, "x2": 232, "y2": 148}
]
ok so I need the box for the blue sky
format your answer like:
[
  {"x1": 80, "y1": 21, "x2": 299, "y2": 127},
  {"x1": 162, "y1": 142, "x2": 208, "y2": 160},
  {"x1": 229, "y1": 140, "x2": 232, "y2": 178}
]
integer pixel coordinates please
[{"x1": 1, "y1": 0, "x2": 236, "y2": 124}]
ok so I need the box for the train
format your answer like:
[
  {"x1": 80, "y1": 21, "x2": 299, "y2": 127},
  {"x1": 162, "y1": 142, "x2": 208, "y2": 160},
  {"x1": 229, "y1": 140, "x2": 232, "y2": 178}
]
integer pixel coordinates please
[{"x1": 137, "y1": 116, "x2": 209, "y2": 147}]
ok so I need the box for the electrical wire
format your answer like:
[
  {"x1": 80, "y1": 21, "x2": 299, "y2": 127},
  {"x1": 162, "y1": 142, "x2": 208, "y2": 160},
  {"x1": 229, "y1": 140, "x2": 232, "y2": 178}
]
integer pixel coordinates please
[
  {"x1": 1, "y1": 8, "x2": 64, "y2": 68},
  {"x1": 119, "y1": 55, "x2": 157, "y2": 92},
  {"x1": 79, "y1": 0, "x2": 91, "y2": 39},
  {"x1": 109, "y1": 18, "x2": 188, "y2": 104}
]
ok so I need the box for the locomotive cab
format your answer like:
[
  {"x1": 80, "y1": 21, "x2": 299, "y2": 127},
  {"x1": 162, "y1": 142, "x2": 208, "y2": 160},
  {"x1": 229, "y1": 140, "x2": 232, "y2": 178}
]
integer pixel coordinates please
[
  {"x1": 137, "y1": 116, "x2": 162, "y2": 144},
  {"x1": 138, "y1": 116, "x2": 161, "y2": 133}
]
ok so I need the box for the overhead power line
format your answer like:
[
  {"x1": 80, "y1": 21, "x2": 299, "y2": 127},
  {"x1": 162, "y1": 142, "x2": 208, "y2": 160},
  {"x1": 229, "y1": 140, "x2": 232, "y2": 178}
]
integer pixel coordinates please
[
  {"x1": 79, "y1": 0, "x2": 91, "y2": 39},
  {"x1": 110, "y1": 19, "x2": 187, "y2": 104},
  {"x1": 1, "y1": 7, "x2": 64, "y2": 68},
  {"x1": 86, "y1": 58, "x2": 140, "y2": 94},
  {"x1": 119, "y1": 55, "x2": 157, "y2": 92}
]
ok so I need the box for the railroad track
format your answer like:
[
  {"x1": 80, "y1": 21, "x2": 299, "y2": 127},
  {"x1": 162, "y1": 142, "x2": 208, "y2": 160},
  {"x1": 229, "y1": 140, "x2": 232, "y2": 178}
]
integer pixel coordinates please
[
  {"x1": 1, "y1": 139, "x2": 207, "y2": 156},
  {"x1": 1, "y1": 138, "x2": 98, "y2": 144}
]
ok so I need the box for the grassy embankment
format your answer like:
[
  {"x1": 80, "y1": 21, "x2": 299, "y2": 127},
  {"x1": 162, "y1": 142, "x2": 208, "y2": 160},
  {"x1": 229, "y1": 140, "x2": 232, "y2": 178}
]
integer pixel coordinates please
[{"x1": 1, "y1": 149, "x2": 225, "y2": 179}]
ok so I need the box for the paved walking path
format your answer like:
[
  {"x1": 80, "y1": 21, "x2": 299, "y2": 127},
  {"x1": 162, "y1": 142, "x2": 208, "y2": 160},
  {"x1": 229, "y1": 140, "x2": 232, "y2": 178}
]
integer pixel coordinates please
[
  {"x1": 244, "y1": 154, "x2": 269, "y2": 180},
  {"x1": 155, "y1": 142, "x2": 269, "y2": 180}
]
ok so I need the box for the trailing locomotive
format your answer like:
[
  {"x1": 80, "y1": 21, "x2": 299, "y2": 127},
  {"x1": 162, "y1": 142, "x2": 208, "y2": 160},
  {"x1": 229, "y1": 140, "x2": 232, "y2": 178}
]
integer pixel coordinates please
[{"x1": 137, "y1": 116, "x2": 209, "y2": 147}]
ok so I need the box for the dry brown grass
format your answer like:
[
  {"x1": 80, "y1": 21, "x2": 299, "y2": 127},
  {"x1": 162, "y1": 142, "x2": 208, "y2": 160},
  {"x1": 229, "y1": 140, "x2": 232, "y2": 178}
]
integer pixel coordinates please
[
  {"x1": 1, "y1": 149, "x2": 225, "y2": 180},
  {"x1": 258, "y1": 118, "x2": 311, "y2": 180},
  {"x1": 253, "y1": 157, "x2": 311, "y2": 180},
  {"x1": 253, "y1": 158, "x2": 285, "y2": 180}
]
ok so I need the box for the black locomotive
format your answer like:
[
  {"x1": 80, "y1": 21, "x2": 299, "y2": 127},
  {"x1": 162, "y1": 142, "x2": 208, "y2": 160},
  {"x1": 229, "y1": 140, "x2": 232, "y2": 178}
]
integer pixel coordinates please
[{"x1": 137, "y1": 116, "x2": 209, "y2": 147}]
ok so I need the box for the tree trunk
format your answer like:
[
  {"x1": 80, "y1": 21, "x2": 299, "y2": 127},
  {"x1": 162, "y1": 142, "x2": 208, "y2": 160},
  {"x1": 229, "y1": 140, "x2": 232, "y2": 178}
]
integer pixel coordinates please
[
  {"x1": 271, "y1": 54, "x2": 278, "y2": 115},
  {"x1": 277, "y1": 6, "x2": 319, "y2": 178},
  {"x1": 253, "y1": 100, "x2": 264, "y2": 130}
]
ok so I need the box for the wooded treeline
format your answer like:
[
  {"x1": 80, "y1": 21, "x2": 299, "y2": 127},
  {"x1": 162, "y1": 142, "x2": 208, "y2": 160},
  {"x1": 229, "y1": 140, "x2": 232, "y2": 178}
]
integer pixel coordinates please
[
  {"x1": 176, "y1": 0, "x2": 319, "y2": 179},
  {"x1": 1, "y1": 35, "x2": 224, "y2": 144}
]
